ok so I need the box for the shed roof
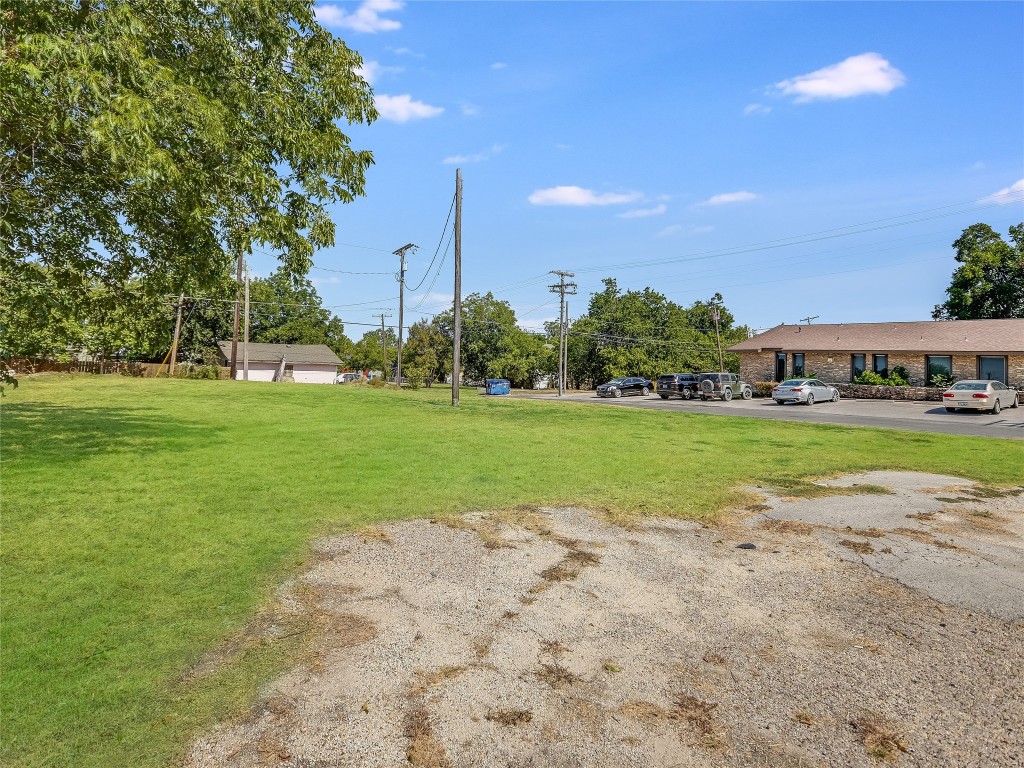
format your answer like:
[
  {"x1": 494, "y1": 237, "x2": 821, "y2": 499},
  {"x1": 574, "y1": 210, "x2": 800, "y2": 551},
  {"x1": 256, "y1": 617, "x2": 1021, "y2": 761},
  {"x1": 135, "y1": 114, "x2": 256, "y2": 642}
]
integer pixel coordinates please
[
  {"x1": 728, "y1": 319, "x2": 1024, "y2": 354},
  {"x1": 216, "y1": 341, "x2": 342, "y2": 366}
]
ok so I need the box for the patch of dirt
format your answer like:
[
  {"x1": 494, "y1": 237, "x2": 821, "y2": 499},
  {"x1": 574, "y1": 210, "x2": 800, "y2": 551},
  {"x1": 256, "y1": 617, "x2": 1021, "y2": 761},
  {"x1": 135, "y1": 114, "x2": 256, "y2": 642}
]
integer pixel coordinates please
[{"x1": 183, "y1": 474, "x2": 1024, "y2": 768}]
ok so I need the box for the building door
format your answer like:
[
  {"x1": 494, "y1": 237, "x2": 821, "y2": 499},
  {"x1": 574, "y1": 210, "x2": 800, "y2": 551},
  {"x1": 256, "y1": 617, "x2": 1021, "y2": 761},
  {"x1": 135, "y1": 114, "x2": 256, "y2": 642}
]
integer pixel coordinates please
[
  {"x1": 775, "y1": 353, "x2": 786, "y2": 382},
  {"x1": 978, "y1": 356, "x2": 1007, "y2": 384}
]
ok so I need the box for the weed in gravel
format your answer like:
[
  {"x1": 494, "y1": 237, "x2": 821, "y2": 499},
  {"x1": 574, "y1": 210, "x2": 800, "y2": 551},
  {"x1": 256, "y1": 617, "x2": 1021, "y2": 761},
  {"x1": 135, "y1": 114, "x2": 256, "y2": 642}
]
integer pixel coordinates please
[
  {"x1": 536, "y1": 662, "x2": 580, "y2": 689},
  {"x1": 792, "y1": 710, "x2": 815, "y2": 726},
  {"x1": 602, "y1": 659, "x2": 622, "y2": 673},
  {"x1": 844, "y1": 527, "x2": 887, "y2": 538},
  {"x1": 851, "y1": 711, "x2": 908, "y2": 761},
  {"x1": 410, "y1": 666, "x2": 467, "y2": 695},
  {"x1": 766, "y1": 478, "x2": 893, "y2": 500},
  {"x1": 539, "y1": 639, "x2": 569, "y2": 657},
  {"x1": 745, "y1": 503, "x2": 772, "y2": 513},
  {"x1": 839, "y1": 539, "x2": 875, "y2": 555},
  {"x1": 359, "y1": 525, "x2": 392, "y2": 544},
  {"x1": 905, "y1": 511, "x2": 936, "y2": 521},
  {"x1": 471, "y1": 636, "x2": 493, "y2": 659},
  {"x1": 892, "y1": 527, "x2": 965, "y2": 551},
  {"x1": 620, "y1": 695, "x2": 724, "y2": 748},
  {"x1": 540, "y1": 548, "x2": 601, "y2": 582},
  {"x1": 756, "y1": 518, "x2": 814, "y2": 535},
  {"x1": 485, "y1": 708, "x2": 533, "y2": 727},
  {"x1": 405, "y1": 707, "x2": 450, "y2": 768},
  {"x1": 702, "y1": 652, "x2": 727, "y2": 666}
]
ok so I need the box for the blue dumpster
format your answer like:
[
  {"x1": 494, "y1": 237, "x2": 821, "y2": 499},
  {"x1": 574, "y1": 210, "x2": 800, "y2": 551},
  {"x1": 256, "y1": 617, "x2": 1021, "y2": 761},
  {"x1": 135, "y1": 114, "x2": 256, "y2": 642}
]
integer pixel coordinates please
[{"x1": 485, "y1": 379, "x2": 511, "y2": 395}]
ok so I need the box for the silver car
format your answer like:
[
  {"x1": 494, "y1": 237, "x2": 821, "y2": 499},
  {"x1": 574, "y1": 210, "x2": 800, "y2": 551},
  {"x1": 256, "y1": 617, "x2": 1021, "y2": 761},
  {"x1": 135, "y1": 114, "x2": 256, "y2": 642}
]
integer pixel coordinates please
[
  {"x1": 942, "y1": 380, "x2": 1019, "y2": 414},
  {"x1": 772, "y1": 378, "x2": 840, "y2": 406}
]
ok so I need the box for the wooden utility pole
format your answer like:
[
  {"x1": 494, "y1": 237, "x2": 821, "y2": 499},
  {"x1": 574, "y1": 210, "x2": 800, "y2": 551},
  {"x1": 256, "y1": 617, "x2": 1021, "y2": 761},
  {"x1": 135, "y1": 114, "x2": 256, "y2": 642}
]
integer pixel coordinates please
[
  {"x1": 393, "y1": 243, "x2": 418, "y2": 388},
  {"x1": 548, "y1": 271, "x2": 577, "y2": 396},
  {"x1": 452, "y1": 168, "x2": 462, "y2": 407},
  {"x1": 243, "y1": 262, "x2": 250, "y2": 381},
  {"x1": 373, "y1": 312, "x2": 392, "y2": 381},
  {"x1": 229, "y1": 242, "x2": 243, "y2": 380},
  {"x1": 799, "y1": 315, "x2": 819, "y2": 325},
  {"x1": 712, "y1": 304, "x2": 725, "y2": 373},
  {"x1": 169, "y1": 294, "x2": 185, "y2": 376}
]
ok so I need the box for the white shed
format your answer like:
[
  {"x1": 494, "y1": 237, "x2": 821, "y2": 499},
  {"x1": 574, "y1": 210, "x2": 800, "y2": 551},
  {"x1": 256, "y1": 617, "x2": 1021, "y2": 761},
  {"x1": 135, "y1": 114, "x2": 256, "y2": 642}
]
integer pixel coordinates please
[{"x1": 216, "y1": 342, "x2": 342, "y2": 384}]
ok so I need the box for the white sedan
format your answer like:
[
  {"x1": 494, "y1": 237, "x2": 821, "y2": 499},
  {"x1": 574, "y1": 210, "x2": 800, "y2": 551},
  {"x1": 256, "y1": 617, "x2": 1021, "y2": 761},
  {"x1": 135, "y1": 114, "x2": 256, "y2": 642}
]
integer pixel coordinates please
[
  {"x1": 772, "y1": 378, "x2": 840, "y2": 406},
  {"x1": 942, "y1": 380, "x2": 1019, "y2": 414}
]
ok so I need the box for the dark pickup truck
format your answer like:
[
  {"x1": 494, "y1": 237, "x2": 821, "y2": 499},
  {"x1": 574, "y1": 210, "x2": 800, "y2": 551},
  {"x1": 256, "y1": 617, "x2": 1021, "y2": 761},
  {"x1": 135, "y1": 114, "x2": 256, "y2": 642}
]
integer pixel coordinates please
[{"x1": 656, "y1": 373, "x2": 701, "y2": 400}]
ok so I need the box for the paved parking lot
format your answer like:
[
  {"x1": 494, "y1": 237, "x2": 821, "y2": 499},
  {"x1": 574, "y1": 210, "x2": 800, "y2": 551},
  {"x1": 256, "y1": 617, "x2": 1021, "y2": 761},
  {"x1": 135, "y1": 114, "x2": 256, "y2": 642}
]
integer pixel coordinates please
[{"x1": 520, "y1": 392, "x2": 1024, "y2": 440}]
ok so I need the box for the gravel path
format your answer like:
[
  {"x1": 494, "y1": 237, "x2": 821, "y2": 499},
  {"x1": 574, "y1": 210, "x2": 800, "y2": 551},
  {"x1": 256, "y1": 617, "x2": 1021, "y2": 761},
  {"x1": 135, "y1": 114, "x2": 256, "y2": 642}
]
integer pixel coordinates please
[{"x1": 183, "y1": 473, "x2": 1024, "y2": 767}]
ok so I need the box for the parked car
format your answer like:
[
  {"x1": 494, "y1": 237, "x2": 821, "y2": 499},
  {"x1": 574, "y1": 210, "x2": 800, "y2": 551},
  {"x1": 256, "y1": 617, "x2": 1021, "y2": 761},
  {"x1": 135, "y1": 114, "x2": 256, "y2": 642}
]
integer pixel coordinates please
[
  {"x1": 696, "y1": 372, "x2": 752, "y2": 401},
  {"x1": 334, "y1": 372, "x2": 360, "y2": 384},
  {"x1": 596, "y1": 377, "x2": 651, "y2": 398},
  {"x1": 772, "y1": 378, "x2": 840, "y2": 406},
  {"x1": 656, "y1": 373, "x2": 701, "y2": 400},
  {"x1": 941, "y1": 380, "x2": 1020, "y2": 414}
]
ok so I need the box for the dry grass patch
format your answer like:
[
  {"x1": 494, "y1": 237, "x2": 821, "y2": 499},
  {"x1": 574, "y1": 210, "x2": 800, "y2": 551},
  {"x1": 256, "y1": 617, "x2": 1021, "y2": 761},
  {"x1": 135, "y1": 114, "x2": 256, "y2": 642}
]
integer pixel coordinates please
[
  {"x1": 405, "y1": 706, "x2": 450, "y2": 768},
  {"x1": 485, "y1": 708, "x2": 533, "y2": 727},
  {"x1": 767, "y1": 478, "x2": 893, "y2": 501},
  {"x1": 839, "y1": 539, "x2": 875, "y2": 555},
  {"x1": 358, "y1": 525, "x2": 392, "y2": 544},
  {"x1": 792, "y1": 709, "x2": 815, "y2": 726},
  {"x1": 619, "y1": 694, "x2": 726, "y2": 749},
  {"x1": 892, "y1": 527, "x2": 966, "y2": 551},
  {"x1": 757, "y1": 518, "x2": 814, "y2": 536},
  {"x1": 844, "y1": 527, "x2": 887, "y2": 538},
  {"x1": 702, "y1": 651, "x2": 727, "y2": 666},
  {"x1": 540, "y1": 548, "x2": 601, "y2": 582},
  {"x1": 536, "y1": 662, "x2": 580, "y2": 689},
  {"x1": 851, "y1": 711, "x2": 908, "y2": 761},
  {"x1": 539, "y1": 639, "x2": 569, "y2": 656},
  {"x1": 410, "y1": 666, "x2": 468, "y2": 695}
]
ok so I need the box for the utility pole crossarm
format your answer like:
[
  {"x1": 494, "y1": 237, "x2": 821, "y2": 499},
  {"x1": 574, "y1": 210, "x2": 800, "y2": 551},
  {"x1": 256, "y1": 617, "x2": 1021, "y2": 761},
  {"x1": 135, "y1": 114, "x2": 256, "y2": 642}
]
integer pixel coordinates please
[{"x1": 548, "y1": 271, "x2": 576, "y2": 396}]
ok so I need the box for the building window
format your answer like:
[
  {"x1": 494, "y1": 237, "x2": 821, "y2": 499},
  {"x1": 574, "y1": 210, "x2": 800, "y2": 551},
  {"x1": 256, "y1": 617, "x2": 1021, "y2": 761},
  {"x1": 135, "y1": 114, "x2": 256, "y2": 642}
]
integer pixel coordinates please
[
  {"x1": 978, "y1": 356, "x2": 1007, "y2": 384},
  {"x1": 775, "y1": 353, "x2": 786, "y2": 382},
  {"x1": 926, "y1": 355, "x2": 952, "y2": 386},
  {"x1": 792, "y1": 353, "x2": 805, "y2": 377},
  {"x1": 873, "y1": 354, "x2": 888, "y2": 377},
  {"x1": 851, "y1": 354, "x2": 865, "y2": 380}
]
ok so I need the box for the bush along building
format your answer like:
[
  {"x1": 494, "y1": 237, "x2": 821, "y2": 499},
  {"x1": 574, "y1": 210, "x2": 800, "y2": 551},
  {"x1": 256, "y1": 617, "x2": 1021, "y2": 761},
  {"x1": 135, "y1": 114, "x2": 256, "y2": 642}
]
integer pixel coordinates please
[{"x1": 728, "y1": 319, "x2": 1024, "y2": 388}]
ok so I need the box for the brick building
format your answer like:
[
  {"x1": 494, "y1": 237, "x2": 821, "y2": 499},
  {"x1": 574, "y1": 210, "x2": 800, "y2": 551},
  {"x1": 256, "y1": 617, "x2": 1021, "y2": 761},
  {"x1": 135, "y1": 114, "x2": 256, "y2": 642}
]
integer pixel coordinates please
[{"x1": 728, "y1": 319, "x2": 1024, "y2": 387}]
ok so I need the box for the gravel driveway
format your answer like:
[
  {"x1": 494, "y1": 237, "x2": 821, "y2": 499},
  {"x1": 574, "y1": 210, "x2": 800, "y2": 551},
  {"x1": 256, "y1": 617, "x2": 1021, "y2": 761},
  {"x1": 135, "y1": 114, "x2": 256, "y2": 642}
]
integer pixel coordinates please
[{"x1": 184, "y1": 473, "x2": 1023, "y2": 767}]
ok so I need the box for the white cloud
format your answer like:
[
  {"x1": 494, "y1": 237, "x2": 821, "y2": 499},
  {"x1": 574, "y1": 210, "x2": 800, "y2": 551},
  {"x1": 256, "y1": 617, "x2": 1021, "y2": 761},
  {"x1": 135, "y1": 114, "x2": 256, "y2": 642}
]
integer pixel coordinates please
[
  {"x1": 460, "y1": 102, "x2": 480, "y2": 117},
  {"x1": 388, "y1": 46, "x2": 423, "y2": 57},
  {"x1": 744, "y1": 103, "x2": 772, "y2": 116},
  {"x1": 528, "y1": 186, "x2": 642, "y2": 206},
  {"x1": 355, "y1": 60, "x2": 403, "y2": 85},
  {"x1": 491, "y1": 62, "x2": 508, "y2": 70},
  {"x1": 443, "y1": 144, "x2": 505, "y2": 165},
  {"x1": 774, "y1": 52, "x2": 906, "y2": 103},
  {"x1": 618, "y1": 203, "x2": 667, "y2": 219},
  {"x1": 699, "y1": 191, "x2": 759, "y2": 206},
  {"x1": 984, "y1": 179, "x2": 1024, "y2": 204},
  {"x1": 555, "y1": 143, "x2": 573, "y2": 151},
  {"x1": 375, "y1": 94, "x2": 443, "y2": 122},
  {"x1": 657, "y1": 225, "x2": 683, "y2": 238},
  {"x1": 971, "y1": 161, "x2": 986, "y2": 171},
  {"x1": 691, "y1": 226, "x2": 714, "y2": 235},
  {"x1": 315, "y1": 0, "x2": 402, "y2": 33}
]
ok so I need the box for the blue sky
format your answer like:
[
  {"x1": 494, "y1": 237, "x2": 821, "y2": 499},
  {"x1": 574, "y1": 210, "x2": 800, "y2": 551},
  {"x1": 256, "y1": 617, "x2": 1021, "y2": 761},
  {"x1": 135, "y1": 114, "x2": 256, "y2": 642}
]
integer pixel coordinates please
[{"x1": 253, "y1": 1, "x2": 1024, "y2": 338}]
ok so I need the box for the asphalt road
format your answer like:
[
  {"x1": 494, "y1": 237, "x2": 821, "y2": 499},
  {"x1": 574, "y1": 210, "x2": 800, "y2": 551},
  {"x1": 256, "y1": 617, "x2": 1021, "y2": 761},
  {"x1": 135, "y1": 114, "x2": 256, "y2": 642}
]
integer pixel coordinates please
[{"x1": 519, "y1": 392, "x2": 1024, "y2": 440}]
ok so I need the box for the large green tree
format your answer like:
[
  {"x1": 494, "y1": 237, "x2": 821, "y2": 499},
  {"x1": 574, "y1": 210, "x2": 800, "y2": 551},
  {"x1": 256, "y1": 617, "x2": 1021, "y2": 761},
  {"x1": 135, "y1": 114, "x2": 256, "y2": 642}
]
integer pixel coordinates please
[
  {"x1": 248, "y1": 268, "x2": 348, "y2": 353},
  {"x1": 932, "y1": 223, "x2": 1024, "y2": 319},
  {"x1": 566, "y1": 280, "x2": 748, "y2": 387},
  {"x1": 1, "y1": 0, "x2": 376, "y2": 331}
]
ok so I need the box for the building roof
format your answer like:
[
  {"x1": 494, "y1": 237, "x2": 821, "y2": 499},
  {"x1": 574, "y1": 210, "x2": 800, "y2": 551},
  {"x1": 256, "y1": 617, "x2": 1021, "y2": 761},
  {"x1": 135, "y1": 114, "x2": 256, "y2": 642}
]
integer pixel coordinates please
[
  {"x1": 216, "y1": 341, "x2": 342, "y2": 366},
  {"x1": 728, "y1": 319, "x2": 1024, "y2": 354}
]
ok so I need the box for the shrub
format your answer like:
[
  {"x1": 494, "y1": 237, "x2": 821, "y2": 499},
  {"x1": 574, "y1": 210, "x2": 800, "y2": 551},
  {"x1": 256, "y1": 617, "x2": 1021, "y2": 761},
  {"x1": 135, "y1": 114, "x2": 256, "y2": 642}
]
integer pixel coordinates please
[
  {"x1": 405, "y1": 366, "x2": 425, "y2": 390},
  {"x1": 882, "y1": 372, "x2": 909, "y2": 387},
  {"x1": 753, "y1": 381, "x2": 777, "y2": 397},
  {"x1": 929, "y1": 373, "x2": 954, "y2": 389},
  {"x1": 892, "y1": 365, "x2": 910, "y2": 381},
  {"x1": 854, "y1": 370, "x2": 885, "y2": 385},
  {"x1": 368, "y1": 376, "x2": 386, "y2": 388}
]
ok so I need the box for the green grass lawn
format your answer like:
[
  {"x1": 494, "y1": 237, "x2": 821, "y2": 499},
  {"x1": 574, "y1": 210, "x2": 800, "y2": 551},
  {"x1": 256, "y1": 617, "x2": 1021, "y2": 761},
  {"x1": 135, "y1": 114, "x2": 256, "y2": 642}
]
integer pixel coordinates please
[{"x1": 2, "y1": 375, "x2": 1022, "y2": 767}]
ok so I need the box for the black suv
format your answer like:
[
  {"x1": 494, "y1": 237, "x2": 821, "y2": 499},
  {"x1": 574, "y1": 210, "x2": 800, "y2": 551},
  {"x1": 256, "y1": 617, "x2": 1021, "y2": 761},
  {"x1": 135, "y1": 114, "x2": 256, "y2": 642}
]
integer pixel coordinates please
[
  {"x1": 697, "y1": 372, "x2": 752, "y2": 401},
  {"x1": 656, "y1": 373, "x2": 701, "y2": 400}
]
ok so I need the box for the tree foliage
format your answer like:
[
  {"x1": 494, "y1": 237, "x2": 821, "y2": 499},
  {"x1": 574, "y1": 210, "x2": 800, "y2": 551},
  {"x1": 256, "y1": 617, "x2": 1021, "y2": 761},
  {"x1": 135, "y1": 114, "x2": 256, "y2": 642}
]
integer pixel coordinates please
[
  {"x1": 566, "y1": 280, "x2": 749, "y2": 387},
  {"x1": 932, "y1": 223, "x2": 1024, "y2": 319},
  {"x1": 2, "y1": 0, "x2": 376, "y2": 326}
]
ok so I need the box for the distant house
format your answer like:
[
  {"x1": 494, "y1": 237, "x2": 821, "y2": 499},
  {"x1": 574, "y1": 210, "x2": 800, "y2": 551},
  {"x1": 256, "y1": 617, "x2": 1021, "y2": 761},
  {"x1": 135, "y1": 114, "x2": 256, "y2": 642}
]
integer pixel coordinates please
[
  {"x1": 215, "y1": 342, "x2": 342, "y2": 384},
  {"x1": 728, "y1": 319, "x2": 1024, "y2": 387}
]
